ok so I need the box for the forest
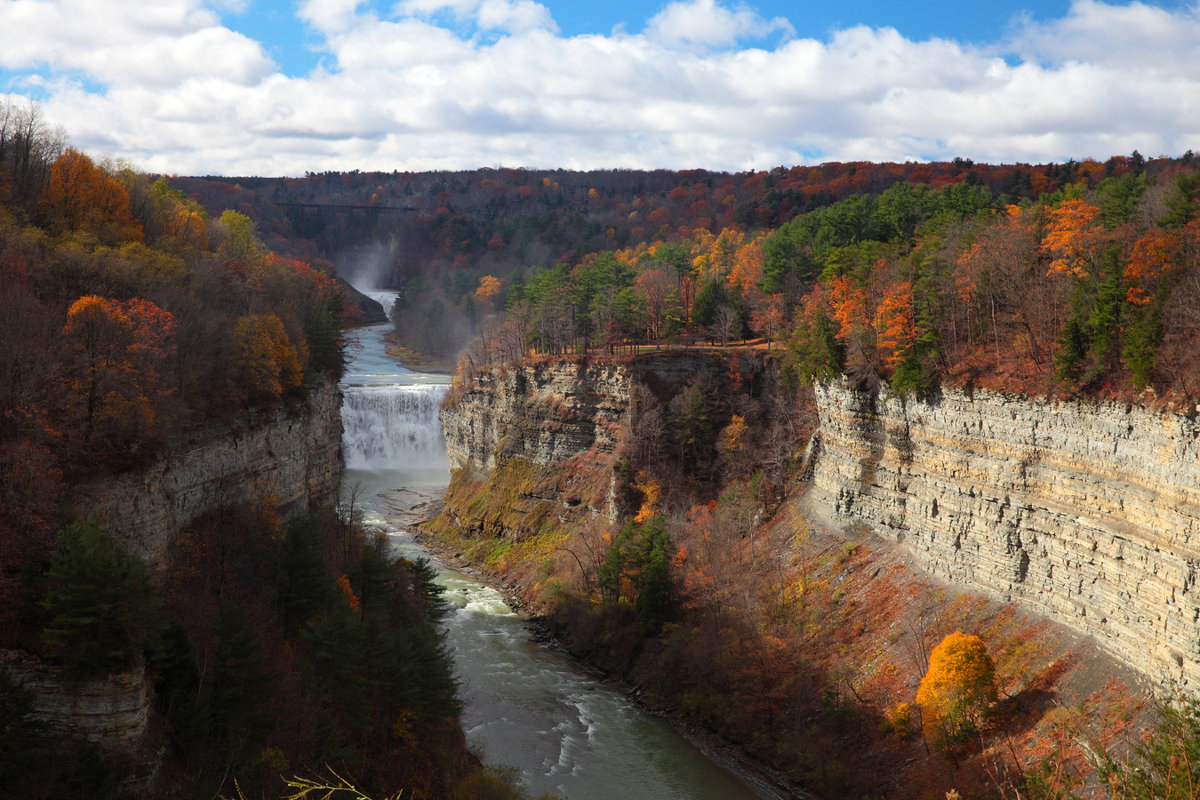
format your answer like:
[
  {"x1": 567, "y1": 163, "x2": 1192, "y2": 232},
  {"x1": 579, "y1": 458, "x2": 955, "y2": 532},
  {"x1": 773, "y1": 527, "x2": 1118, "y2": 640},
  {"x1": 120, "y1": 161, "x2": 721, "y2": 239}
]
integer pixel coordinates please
[
  {"x1": 185, "y1": 148, "x2": 1199, "y2": 409},
  {"x1": 0, "y1": 101, "x2": 533, "y2": 800}
]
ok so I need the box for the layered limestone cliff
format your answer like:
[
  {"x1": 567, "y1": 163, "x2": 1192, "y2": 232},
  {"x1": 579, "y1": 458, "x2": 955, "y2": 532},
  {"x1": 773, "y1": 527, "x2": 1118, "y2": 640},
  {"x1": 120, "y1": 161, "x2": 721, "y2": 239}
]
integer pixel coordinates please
[
  {"x1": 441, "y1": 354, "x2": 739, "y2": 472},
  {"x1": 442, "y1": 361, "x2": 630, "y2": 476},
  {"x1": 1, "y1": 649, "x2": 151, "y2": 752},
  {"x1": 74, "y1": 379, "x2": 343, "y2": 575},
  {"x1": 438, "y1": 353, "x2": 740, "y2": 534},
  {"x1": 811, "y1": 379, "x2": 1200, "y2": 686}
]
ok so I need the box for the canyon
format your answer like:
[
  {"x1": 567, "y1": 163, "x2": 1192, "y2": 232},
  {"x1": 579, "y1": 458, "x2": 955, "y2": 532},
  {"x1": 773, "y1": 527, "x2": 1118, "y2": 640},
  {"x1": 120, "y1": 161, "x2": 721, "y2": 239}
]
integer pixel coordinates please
[{"x1": 441, "y1": 354, "x2": 1200, "y2": 694}]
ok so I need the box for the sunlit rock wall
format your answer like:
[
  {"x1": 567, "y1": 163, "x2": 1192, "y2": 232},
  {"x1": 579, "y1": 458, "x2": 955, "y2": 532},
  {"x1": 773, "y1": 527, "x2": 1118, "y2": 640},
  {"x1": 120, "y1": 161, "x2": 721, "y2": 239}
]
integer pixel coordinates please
[
  {"x1": 811, "y1": 379, "x2": 1200, "y2": 686},
  {"x1": 441, "y1": 361, "x2": 630, "y2": 476}
]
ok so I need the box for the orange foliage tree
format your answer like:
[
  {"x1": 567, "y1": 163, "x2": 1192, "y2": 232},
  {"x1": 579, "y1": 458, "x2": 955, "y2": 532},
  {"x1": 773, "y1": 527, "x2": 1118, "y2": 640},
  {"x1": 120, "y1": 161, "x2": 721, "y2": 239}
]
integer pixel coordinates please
[
  {"x1": 874, "y1": 281, "x2": 915, "y2": 367},
  {"x1": 827, "y1": 274, "x2": 874, "y2": 371},
  {"x1": 41, "y1": 148, "x2": 143, "y2": 244},
  {"x1": 1042, "y1": 200, "x2": 1109, "y2": 281},
  {"x1": 916, "y1": 631, "x2": 997, "y2": 749},
  {"x1": 1125, "y1": 228, "x2": 1182, "y2": 305},
  {"x1": 62, "y1": 294, "x2": 176, "y2": 454}
]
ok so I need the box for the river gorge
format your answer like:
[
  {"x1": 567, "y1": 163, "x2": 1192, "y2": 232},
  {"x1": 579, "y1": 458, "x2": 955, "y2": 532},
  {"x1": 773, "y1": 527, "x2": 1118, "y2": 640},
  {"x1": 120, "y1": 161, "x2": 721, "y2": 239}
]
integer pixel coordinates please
[{"x1": 339, "y1": 305, "x2": 767, "y2": 800}]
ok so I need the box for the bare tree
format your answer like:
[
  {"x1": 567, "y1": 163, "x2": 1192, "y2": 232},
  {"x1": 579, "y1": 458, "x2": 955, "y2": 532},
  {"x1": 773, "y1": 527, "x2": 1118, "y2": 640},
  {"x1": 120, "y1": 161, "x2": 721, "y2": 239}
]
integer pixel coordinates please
[
  {"x1": 0, "y1": 100, "x2": 66, "y2": 209},
  {"x1": 710, "y1": 303, "x2": 740, "y2": 347}
]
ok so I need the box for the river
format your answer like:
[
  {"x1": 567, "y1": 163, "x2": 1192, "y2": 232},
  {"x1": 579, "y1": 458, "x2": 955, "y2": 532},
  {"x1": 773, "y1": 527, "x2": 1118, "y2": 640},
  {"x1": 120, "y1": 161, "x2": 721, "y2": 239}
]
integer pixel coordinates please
[{"x1": 338, "y1": 305, "x2": 769, "y2": 800}]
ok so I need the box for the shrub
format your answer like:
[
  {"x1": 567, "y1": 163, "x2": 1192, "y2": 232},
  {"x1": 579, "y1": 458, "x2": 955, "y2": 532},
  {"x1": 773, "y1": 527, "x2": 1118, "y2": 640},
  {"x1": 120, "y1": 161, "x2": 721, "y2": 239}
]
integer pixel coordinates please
[{"x1": 916, "y1": 631, "x2": 997, "y2": 750}]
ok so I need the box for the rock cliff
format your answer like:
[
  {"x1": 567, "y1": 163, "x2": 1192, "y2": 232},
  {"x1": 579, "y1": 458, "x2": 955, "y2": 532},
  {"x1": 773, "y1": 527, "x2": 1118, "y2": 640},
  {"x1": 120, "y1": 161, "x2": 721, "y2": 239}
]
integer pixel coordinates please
[
  {"x1": 811, "y1": 379, "x2": 1200, "y2": 687},
  {"x1": 1, "y1": 649, "x2": 150, "y2": 752},
  {"x1": 441, "y1": 360, "x2": 630, "y2": 476},
  {"x1": 438, "y1": 352, "x2": 740, "y2": 536},
  {"x1": 74, "y1": 380, "x2": 343, "y2": 576},
  {"x1": 441, "y1": 353, "x2": 737, "y2": 471}
]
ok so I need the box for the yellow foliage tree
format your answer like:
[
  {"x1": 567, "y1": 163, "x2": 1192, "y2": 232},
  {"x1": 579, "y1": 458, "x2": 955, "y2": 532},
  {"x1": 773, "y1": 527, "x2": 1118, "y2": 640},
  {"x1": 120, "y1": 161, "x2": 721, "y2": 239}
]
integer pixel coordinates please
[
  {"x1": 233, "y1": 313, "x2": 304, "y2": 401},
  {"x1": 475, "y1": 274, "x2": 502, "y2": 301},
  {"x1": 916, "y1": 631, "x2": 997, "y2": 749}
]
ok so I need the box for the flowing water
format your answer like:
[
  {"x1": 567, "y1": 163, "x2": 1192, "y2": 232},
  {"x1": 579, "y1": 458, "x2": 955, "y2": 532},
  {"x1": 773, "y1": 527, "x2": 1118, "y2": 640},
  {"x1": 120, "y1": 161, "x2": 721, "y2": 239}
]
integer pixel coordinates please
[{"x1": 340, "y1": 299, "x2": 768, "y2": 800}]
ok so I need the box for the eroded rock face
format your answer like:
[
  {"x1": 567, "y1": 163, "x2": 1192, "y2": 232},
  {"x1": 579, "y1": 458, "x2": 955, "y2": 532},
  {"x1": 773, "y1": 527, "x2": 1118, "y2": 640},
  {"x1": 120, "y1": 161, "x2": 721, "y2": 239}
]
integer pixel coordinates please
[
  {"x1": 439, "y1": 353, "x2": 741, "y2": 476},
  {"x1": 1, "y1": 649, "x2": 150, "y2": 750},
  {"x1": 441, "y1": 361, "x2": 631, "y2": 475},
  {"x1": 74, "y1": 379, "x2": 344, "y2": 576},
  {"x1": 812, "y1": 379, "x2": 1200, "y2": 686}
]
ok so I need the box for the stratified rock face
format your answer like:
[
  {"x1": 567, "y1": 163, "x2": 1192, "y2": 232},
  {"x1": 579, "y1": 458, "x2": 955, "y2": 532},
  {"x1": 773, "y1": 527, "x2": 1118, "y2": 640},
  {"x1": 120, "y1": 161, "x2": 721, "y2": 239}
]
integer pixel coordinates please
[
  {"x1": 1, "y1": 649, "x2": 150, "y2": 751},
  {"x1": 441, "y1": 361, "x2": 631, "y2": 475},
  {"x1": 812, "y1": 379, "x2": 1200, "y2": 686},
  {"x1": 76, "y1": 379, "x2": 344, "y2": 576}
]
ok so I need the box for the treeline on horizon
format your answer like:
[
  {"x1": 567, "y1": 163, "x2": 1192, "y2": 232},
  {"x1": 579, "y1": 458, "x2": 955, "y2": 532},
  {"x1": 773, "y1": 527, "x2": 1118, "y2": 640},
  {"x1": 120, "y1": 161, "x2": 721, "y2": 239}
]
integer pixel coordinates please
[
  {"x1": 0, "y1": 102, "x2": 542, "y2": 800},
  {"x1": 175, "y1": 147, "x2": 1200, "y2": 405}
]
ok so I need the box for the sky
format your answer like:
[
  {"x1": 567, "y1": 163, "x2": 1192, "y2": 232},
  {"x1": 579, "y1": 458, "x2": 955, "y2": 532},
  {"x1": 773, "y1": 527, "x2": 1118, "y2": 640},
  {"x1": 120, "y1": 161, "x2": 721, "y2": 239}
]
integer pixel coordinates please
[{"x1": 1, "y1": 0, "x2": 1198, "y2": 177}]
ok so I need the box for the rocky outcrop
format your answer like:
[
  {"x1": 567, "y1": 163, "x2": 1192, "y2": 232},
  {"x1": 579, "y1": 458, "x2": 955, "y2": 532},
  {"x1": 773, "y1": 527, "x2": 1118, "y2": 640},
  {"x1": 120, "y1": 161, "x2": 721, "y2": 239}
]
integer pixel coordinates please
[
  {"x1": 1, "y1": 649, "x2": 150, "y2": 751},
  {"x1": 811, "y1": 379, "x2": 1200, "y2": 687},
  {"x1": 74, "y1": 379, "x2": 343, "y2": 576},
  {"x1": 441, "y1": 361, "x2": 630, "y2": 475},
  {"x1": 440, "y1": 352, "x2": 741, "y2": 476}
]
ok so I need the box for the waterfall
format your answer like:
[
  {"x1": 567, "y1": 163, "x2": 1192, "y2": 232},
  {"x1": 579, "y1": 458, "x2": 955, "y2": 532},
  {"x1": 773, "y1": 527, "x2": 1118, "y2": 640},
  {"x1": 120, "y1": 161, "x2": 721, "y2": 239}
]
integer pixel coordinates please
[{"x1": 342, "y1": 383, "x2": 449, "y2": 471}]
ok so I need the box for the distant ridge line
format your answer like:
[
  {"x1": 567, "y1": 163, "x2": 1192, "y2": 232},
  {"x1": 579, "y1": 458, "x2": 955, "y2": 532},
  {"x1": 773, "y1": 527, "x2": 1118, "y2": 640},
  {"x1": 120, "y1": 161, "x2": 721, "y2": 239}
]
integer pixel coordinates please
[{"x1": 276, "y1": 202, "x2": 417, "y2": 213}]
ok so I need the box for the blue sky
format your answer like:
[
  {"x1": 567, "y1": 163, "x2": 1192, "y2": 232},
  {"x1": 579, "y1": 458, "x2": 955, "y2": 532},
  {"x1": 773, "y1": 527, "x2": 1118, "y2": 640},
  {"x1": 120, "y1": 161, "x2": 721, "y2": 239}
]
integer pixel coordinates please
[
  {"x1": 216, "y1": 1, "x2": 1085, "y2": 76},
  {"x1": 2, "y1": 0, "x2": 1198, "y2": 176}
]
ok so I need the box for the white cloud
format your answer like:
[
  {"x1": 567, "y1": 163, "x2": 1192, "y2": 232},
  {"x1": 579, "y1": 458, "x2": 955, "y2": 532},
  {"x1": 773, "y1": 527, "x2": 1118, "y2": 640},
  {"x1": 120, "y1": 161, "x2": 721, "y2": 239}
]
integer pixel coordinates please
[
  {"x1": 645, "y1": 0, "x2": 794, "y2": 48},
  {"x1": 1009, "y1": 0, "x2": 1200, "y2": 74},
  {"x1": 392, "y1": 0, "x2": 558, "y2": 33},
  {"x1": 298, "y1": 0, "x2": 367, "y2": 35},
  {"x1": 3, "y1": 0, "x2": 1199, "y2": 175},
  {"x1": 0, "y1": 0, "x2": 274, "y2": 86}
]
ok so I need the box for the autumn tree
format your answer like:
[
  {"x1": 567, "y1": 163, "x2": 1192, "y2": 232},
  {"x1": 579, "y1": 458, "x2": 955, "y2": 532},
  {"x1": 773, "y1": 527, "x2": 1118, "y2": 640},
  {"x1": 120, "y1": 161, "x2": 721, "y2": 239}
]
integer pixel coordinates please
[
  {"x1": 475, "y1": 273, "x2": 502, "y2": 303},
  {"x1": 233, "y1": 313, "x2": 304, "y2": 402},
  {"x1": 61, "y1": 294, "x2": 176, "y2": 459},
  {"x1": 916, "y1": 631, "x2": 997, "y2": 750},
  {"x1": 749, "y1": 292, "x2": 787, "y2": 348},
  {"x1": 40, "y1": 148, "x2": 143, "y2": 244},
  {"x1": 955, "y1": 204, "x2": 1050, "y2": 366},
  {"x1": 874, "y1": 281, "x2": 916, "y2": 368},
  {"x1": 635, "y1": 268, "x2": 683, "y2": 342}
]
